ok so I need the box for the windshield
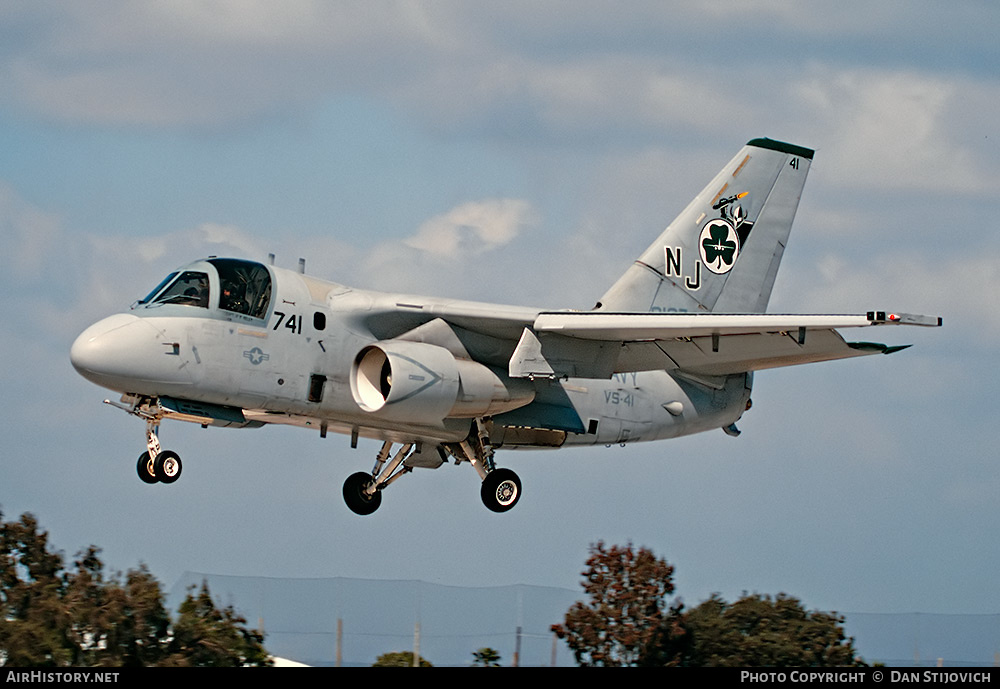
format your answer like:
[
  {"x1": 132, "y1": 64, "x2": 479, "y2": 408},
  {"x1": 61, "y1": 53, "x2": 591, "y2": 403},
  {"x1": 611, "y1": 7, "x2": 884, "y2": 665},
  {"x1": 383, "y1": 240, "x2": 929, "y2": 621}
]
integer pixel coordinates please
[
  {"x1": 135, "y1": 259, "x2": 271, "y2": 317},
  {"x1": 148, "y1": 271, "x2": 210, "y2": 308},
  {"x1": 137, "y1": 272, "x2": 178, "y2": 305}
]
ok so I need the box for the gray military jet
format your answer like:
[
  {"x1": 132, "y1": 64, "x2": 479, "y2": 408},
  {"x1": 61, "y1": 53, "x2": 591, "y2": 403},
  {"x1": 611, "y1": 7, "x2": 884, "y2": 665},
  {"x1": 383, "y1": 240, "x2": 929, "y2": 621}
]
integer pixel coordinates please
[{"x1": 70, "y1": 138, "x2": 940, "y2": 515}]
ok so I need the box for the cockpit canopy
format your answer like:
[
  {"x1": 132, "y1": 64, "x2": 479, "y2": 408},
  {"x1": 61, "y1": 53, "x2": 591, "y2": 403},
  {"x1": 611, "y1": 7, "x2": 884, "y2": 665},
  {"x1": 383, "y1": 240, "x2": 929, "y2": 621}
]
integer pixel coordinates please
[{"x1": 137, "y1": 258, "x2": 272, "y2": 320}]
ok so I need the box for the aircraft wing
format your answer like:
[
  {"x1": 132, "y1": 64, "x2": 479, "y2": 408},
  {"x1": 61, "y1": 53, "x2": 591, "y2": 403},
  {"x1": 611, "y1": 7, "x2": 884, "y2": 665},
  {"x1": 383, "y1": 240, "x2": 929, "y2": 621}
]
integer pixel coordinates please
[{"x1": 510, "y1": 311, "x2": 942, "y2": 378}]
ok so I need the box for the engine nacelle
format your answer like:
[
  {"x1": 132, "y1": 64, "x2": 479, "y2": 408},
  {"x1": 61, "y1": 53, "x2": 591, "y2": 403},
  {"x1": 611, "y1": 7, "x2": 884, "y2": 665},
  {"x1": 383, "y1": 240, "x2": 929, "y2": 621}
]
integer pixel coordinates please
[{"x1": 351, "y1": 340, "x2": 534, "y2": 424}]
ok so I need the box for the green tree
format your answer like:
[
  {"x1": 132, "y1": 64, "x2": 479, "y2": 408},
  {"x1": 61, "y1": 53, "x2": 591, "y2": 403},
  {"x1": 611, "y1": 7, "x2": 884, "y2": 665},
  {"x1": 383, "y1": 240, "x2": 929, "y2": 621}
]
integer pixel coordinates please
[
  {"x1": 373, "y1": 650, "x2": 433, "y2": 667},
  {"x1": 0, "y1": 512, "x2": 70, "y2": 666},
  {"x1": 472, "y1": 647, "x2": 501, "y2": 666},
  {"x1": 0, "y1": 511, "x2": 269, "y2": 667},
  {"x1": 643, "y1": 593, "x2": 866, "y2": 667},
  {"x1": 162, "y1": 583, "x2": 270, "y2": 667},
  {"x1": 553, "y1": 542, "x2": 866, "y2": 668},
  {"x1": 107, "y1": 564, "x2": 172, "y2": 666},
  {"x1": 551, "y1": 541, "x2": 676, "y2": 667},
  {"x1": 61, "y1": 547, "x2": 170, "y2": 666}
]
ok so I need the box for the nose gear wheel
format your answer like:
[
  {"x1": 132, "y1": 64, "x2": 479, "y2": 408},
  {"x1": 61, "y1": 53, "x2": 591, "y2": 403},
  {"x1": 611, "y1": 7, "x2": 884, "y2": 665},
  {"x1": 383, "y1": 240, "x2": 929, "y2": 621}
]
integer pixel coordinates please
[{"x1": 137, "y1": 452, "x2": 158, "y2": 484}]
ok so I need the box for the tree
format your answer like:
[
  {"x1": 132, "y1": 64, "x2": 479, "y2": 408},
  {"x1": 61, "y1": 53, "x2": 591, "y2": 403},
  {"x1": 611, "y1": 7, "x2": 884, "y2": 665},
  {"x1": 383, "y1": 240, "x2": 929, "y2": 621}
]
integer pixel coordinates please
[
  {"x1": 61, "y1": 548, "x2": 171, "y2": 666},
  {"x1": 0, "y1": 510, "x2": 270, "y2": 667},
  {"x1": 161, "y1": 583, "x2": 270, "y2": 666},
  {"x1": 471, "y1": 647, "x2": 501, "y2": 666},
  {"x1": 643, "y1": 593, "x2": 866, "y2": 667},
  {"x1": 0, "y1": 512, "x2": 71, "y2": 666},
  {"x1": 373, "y1": 650, "x2": 433, "y2": 667},
  {"x1": 553, "y1": 542, "x2": 867, "y2": 667},
  {"x1": 551, "y1": 541, "x2": 676, "y2": 666}
]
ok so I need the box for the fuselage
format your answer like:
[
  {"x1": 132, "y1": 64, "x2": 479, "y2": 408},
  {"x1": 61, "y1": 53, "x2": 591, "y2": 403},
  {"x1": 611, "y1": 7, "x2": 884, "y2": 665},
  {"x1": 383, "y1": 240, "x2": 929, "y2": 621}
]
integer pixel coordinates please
[{"x1": 71, "y1": 257, "x2": 750, "y2": 450}]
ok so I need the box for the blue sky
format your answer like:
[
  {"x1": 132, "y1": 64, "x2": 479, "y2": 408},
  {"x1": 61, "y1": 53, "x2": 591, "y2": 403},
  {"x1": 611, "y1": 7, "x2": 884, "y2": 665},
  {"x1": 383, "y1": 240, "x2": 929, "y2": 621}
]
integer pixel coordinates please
[{"x1": 1, "y1": 0, "x2": 998, "y2": 636}]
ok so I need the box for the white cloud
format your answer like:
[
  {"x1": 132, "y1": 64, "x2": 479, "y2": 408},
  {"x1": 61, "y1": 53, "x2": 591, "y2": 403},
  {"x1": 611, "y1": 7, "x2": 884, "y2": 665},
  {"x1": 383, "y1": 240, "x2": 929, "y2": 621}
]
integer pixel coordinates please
[
  {"x1": 793, "y1": 67, "x2": 1000, "y2": 193},
  {"x1": 5, "y1": 0, "x2": 993, "y2": 144},
  {"x1": 403, "y1": 198, "x2": 537, "y2": 259},
  {"x1": 198, "y1": 222, "x2": 266, "y2": 257},
  {"x1": 0, "y1": 185, "x2": 548, "y2": 338},
  {"x1": 0, "y1": 183, "x2": 62, "y2": 279},
  {"x1": 775, "y1": 248, "x2": 1000, "y2": 341},
  {"x1": 0, "y1": 185, "x2": 283, "y2": 336},
  {"x1": 0, "y1": 2, "x2": 434, "y2": 127}
]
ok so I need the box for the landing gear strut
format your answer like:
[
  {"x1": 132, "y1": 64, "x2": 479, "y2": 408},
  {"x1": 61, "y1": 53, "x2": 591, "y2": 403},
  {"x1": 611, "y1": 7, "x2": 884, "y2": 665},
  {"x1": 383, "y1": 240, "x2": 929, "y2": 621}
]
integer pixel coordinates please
[
  {"x1": 341, "y1": 421, "x2": 523, "y2": 515},
  {"x1": 456, "y1": 419, "x2": 522, "y2": 512}
]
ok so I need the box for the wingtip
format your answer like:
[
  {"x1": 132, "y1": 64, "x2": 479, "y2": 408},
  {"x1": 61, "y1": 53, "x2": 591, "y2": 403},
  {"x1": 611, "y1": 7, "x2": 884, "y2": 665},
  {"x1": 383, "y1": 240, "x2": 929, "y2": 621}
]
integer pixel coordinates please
[{"x1": 866, "y1": 311, "x2": 943, "y2": 327}]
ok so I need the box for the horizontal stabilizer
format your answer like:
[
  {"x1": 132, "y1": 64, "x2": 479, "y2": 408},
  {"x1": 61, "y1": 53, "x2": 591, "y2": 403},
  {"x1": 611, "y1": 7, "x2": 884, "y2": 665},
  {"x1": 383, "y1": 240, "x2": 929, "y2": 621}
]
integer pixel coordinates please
[
  {"x1": 507, "y1": 311, "x2": 941, "y2": 378},
  {"x1": 534, "y1": 311, "x2": 942, "y2": 340}
]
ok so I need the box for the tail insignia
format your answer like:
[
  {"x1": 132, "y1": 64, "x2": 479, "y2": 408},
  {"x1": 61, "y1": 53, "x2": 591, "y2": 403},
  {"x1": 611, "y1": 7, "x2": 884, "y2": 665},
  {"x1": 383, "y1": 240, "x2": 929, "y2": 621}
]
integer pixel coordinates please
[{"x1": 666, "y1": 193, "x2": 753, "y2": 288}]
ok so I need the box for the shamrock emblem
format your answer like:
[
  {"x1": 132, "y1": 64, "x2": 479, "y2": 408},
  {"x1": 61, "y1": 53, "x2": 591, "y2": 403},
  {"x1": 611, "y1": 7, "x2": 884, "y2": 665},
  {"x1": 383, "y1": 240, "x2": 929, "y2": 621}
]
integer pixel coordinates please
[{"x1": 698, "y1": 219, "x2": 740, "y2": 274}]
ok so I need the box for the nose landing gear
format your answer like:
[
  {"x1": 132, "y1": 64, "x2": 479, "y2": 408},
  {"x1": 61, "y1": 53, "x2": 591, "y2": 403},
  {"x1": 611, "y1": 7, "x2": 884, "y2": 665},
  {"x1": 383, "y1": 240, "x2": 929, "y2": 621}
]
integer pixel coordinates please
[
  {"x1": 136, "y1": 449, "x2": 183, "y2": 484},
  {"x1": 134, "y1": 416, "x2": 183, "y2": 485}
]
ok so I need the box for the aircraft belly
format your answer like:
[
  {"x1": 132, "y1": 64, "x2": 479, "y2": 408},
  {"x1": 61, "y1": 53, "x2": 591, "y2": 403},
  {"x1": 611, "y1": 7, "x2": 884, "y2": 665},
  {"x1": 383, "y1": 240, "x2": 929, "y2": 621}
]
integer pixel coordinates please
[
  {"x1": 239, "y1": 410, "x2": 472, "y2": 445},
  {"x1": 556, "y1": 370, "x2": 749, "y2": 448}
]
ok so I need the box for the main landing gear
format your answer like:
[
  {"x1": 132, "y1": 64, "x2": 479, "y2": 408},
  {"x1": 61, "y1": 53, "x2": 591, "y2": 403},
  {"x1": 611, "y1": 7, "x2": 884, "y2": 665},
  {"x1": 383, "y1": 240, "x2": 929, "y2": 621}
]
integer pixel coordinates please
[
  {"x1": 136, "y1": 419, "x2": 183, "y2": 485},
  {"x1": 342, "y1": 421, "x2": 522, "y2": 516},
  {"x1": 342, "y1": 471, "x2": 382, "y2": 515},
  {"x1": 342, "y1": 442, "x2": 413, "y2": 516},
  {"x1": 457, "y1": 418, "x2": 521, "y2": 514},
  {"x1": 480, "y1": 468, "x2": 521, "y2": 513}
]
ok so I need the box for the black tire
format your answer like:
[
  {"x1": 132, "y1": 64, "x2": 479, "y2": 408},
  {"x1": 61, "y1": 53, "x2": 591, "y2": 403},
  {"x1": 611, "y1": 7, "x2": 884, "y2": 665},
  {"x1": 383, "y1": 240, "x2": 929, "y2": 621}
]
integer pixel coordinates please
[
  {"x1": 481, "y1": 468, "x2": 521, "y2": 513},
  {"x1": 137, "y1": 452, "x2": 159, "y2": 484},
  {"x1": 343, "y1": 472, "x2": 382, "y2": 515},
  {"x1": 153, "y1": 450, "x2": 182, "y2": 484}
]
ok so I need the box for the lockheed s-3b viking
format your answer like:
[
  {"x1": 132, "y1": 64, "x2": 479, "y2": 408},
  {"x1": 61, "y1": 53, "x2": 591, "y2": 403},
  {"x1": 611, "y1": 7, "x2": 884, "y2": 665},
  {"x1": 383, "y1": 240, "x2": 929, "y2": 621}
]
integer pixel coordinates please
[{"x1": 70, "y1": 138, "x2": 941, "y2": 515}]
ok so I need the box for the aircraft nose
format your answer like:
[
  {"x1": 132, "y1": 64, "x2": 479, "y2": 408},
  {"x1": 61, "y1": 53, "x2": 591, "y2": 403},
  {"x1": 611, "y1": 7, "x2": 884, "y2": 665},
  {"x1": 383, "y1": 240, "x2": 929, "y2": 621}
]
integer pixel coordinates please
[{"x1": 71, "y1": 313, "x2": 191, "y2": 392}]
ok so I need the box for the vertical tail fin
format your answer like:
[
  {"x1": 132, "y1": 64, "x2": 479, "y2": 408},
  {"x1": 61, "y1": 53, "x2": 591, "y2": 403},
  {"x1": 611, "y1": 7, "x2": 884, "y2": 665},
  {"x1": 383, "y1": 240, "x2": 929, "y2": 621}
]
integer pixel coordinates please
[{"x1": 597, "y1": 138, "x2": 813, "y2": 314}]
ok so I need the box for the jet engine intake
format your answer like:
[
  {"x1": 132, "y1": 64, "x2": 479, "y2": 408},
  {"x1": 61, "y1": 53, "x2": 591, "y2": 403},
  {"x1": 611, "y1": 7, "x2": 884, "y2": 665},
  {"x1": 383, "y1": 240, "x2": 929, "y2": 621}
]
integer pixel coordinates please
[{"x1": 351, "y1": 341, "x2": 534, "y2": 424}]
